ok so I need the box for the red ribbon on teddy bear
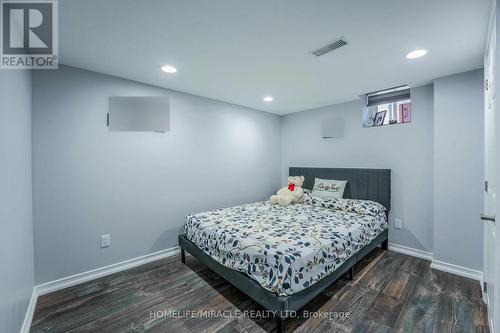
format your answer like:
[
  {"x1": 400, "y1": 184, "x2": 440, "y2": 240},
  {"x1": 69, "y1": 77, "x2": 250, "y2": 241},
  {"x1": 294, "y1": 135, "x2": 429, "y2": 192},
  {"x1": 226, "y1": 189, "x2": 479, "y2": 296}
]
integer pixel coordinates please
[{"x1": 288, "y1": 183, "x2": 295, "y2": 191}]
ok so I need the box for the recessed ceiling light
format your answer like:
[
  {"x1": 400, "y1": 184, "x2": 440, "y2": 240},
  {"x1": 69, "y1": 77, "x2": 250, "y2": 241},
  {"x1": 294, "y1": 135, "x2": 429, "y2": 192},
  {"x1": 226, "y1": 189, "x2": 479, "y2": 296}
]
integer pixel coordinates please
[
  {"x1": 161, "y1": 65, "x2": 177, "y2": 73},
  {"x1": 406, "y1": 49, "x2": 428, "y2": 59},
  {"x1": 263, "y1": 96, "x2": 274, "y2": 102}
]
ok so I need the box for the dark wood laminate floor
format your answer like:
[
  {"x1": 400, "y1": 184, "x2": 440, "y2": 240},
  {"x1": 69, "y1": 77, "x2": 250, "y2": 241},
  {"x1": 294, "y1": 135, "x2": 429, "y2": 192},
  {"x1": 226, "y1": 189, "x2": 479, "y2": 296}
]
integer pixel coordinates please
[{"x1": 31, "y1": 249, "x2": 489, "y2": 333}]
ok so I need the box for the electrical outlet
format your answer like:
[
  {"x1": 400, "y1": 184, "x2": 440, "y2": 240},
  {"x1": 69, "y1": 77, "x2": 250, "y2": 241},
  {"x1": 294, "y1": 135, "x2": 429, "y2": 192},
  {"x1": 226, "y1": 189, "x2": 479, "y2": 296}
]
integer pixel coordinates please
[
  {"x1": 100, "y1": 234, "x2": 111, "y2": 248},
  {"x1": 394, "y1": 218, "x2": 402, "y2": 229}
]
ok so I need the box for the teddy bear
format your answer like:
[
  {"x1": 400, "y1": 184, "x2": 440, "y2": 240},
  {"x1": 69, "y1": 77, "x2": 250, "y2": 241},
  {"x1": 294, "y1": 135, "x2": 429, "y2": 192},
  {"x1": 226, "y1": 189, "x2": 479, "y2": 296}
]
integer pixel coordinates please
[{"x1": 270, "y1": 176, "x2": 305, "y2": 206}]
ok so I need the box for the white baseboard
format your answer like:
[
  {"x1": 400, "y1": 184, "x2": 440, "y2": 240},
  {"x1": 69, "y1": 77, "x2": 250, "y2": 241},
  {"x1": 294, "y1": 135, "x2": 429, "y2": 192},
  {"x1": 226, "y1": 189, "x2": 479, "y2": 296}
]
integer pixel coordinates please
[
  {"x1": 36, "y1": 246, "x2": 180, "y2": 296},
  {"x1": 389, "y1": 243, "x2": 483, "y2": 283},
  {"x1": 20, "y1": 287, "x2": 38, "y2": 333},
  {"x1": 430, "y1": 259, "x2": 483, "y2": 282},
  {"x1": 388, "y1": 242, "x2": 433, "y2": 261},
  {"x1": 20, "y1": 246, "x2": 180, "y2": 333}
]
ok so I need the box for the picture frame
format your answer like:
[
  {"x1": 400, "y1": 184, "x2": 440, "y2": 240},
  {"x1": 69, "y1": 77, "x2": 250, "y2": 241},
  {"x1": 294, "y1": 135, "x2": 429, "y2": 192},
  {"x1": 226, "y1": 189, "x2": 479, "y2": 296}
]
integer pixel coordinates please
[
  {"x1": 374, "y1": 111, "x2": 386, "y2": 126},
  {"x1": 400, "y1": 103, "x2": 411, "y2": 123}
]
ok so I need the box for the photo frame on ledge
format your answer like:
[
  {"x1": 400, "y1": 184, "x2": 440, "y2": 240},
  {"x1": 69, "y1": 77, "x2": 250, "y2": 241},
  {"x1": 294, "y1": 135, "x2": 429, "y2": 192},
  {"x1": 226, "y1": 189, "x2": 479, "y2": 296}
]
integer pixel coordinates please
[{"x1": 374, "y1": 111, "x2": 386, "y2": 126}]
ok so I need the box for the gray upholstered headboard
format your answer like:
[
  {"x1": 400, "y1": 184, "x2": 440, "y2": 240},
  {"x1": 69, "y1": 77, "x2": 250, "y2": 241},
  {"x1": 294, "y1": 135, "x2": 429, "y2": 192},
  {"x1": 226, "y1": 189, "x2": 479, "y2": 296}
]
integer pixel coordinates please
[{"x1": 289, "y1": 167, "x2": 391, "y2": 211}]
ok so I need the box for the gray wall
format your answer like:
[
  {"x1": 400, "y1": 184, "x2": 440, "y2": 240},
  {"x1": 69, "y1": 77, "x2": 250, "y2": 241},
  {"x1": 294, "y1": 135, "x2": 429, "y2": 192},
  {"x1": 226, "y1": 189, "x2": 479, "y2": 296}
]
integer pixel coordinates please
[
  {"x1": 281, "y1": 85, "x2": 435, "y2": 252},
  {"x1": 32, "y1": 65, "x2": 282, "y2": 284},
  {"x1": 0, "y1": 71, "x2": 34, "y2": 332},
  {"x1": 433, "y1": 70, "x2": 484, "y2": 270},
  {"x1": 29, "y1": 65, "x2": 485, "y2": 285}
]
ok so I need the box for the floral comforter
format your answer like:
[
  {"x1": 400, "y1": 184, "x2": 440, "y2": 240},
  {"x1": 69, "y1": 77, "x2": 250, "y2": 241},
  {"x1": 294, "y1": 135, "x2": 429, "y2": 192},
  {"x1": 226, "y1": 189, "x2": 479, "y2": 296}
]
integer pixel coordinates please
[{"x1": 183, "y1": 196, "x2": 387, "y2": 296}]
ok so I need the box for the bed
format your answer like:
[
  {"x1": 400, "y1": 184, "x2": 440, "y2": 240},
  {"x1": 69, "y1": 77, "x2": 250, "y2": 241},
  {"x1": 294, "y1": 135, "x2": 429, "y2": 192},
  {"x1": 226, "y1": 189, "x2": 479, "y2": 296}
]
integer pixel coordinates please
[{"x1": 178, "y1": 167, "x2": 391, "y2": 332}]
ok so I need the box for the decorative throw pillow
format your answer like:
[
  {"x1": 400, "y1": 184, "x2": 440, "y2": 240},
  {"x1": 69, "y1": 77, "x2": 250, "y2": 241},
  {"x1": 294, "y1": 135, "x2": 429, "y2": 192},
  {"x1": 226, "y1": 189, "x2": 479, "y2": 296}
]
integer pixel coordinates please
[{"x1": 311, "y1": 178, "x2": 347, "y2": 199}]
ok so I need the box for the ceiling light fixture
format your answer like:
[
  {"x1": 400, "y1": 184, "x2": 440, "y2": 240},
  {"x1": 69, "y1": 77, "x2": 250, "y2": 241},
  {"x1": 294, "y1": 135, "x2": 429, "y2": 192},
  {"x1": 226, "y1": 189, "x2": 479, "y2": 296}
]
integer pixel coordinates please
[
  {"x1": 263, "y1": 96, "x2": 274, "y2": 102},
  {"x1": 161, "y1": 65, "x2": 177, "y2": 73},
  {"x1": 406, "y1": 49, "x2": 428, "y2": 59}
]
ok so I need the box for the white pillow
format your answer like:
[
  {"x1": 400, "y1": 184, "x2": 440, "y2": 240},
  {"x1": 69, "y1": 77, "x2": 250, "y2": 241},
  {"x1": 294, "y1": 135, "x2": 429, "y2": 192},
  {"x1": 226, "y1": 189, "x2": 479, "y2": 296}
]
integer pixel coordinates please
[{"x1": 311, "y1": 178, "x2": 347, "y2": 199}]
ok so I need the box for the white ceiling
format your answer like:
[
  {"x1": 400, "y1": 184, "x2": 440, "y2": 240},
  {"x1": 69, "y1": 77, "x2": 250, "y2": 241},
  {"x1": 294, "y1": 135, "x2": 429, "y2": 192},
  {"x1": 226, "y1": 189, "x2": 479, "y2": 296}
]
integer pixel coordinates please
[{"x1": 59, "y1": 0, "x2": 492, "y2": 114}]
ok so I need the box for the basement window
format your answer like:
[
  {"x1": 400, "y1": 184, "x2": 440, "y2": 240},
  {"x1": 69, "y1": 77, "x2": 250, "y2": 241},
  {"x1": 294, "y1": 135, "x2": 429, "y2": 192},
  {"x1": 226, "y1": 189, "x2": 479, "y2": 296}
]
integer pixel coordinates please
[{"x1": 362, "y1": 86, "x2": 411, "y2": 127}]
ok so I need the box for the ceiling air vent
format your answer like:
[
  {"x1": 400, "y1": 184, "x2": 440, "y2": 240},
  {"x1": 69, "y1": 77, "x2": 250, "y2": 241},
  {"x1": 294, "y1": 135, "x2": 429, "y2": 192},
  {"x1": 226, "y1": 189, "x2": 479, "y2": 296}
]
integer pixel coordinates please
[{"x1": 312, "y1": 38, "x2": 348, "y2": 56}]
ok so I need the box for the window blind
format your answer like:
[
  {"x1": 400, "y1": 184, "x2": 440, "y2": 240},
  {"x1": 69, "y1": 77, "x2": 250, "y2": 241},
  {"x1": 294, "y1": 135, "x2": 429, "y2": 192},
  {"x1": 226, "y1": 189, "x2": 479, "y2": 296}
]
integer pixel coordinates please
[{"x1": 366, "y1": 87, "x2": 410, "y2": 107}]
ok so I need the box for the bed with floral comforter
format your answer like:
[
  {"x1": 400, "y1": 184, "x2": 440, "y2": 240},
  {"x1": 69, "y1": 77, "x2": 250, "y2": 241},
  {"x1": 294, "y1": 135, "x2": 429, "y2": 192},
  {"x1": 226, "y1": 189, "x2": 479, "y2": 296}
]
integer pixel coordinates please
[{"x1": 183, "y1": 195, "x2": 387, "y2": 296}]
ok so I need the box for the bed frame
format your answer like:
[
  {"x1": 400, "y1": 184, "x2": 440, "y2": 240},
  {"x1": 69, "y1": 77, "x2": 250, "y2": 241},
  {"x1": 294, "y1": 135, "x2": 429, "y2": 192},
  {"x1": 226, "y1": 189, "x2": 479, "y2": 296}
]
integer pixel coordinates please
[{"x1": 178, "y1": 167, "x2": 391, "y2": 332}]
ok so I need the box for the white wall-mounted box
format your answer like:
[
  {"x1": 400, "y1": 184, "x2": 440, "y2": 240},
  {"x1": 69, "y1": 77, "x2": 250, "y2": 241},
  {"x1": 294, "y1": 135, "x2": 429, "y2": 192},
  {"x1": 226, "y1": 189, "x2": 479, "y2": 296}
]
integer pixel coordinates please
[{"x1": 108, "y1": 96, "x2": 170, "y2": 132}]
